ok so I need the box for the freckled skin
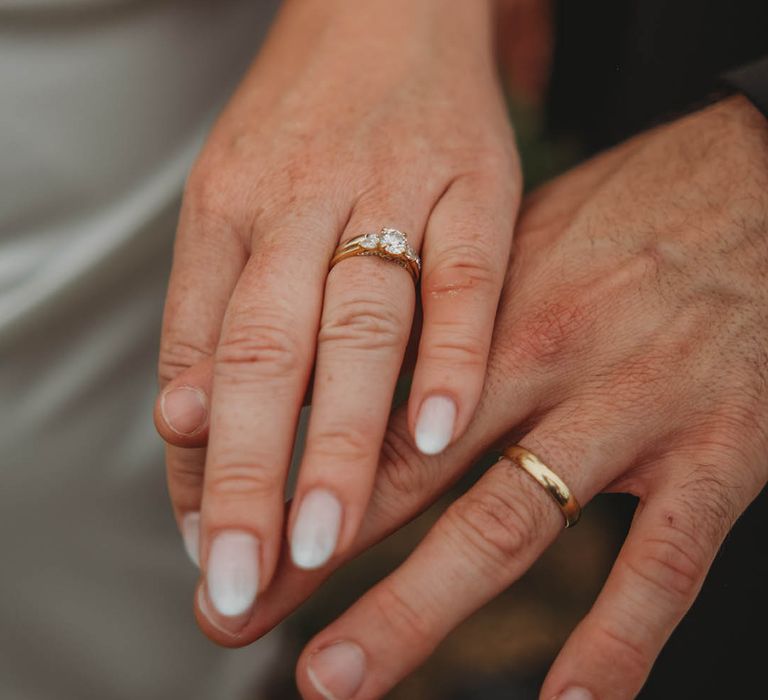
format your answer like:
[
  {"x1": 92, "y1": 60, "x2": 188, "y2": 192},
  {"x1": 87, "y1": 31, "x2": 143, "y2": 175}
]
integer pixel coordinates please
[
  {"x1": 154, "y1": 5, "x2": 768, "y2": 695},
  {"x1": 295, "y1": 97, "x2": 768, "y2": 700},
  {"x1": 156, "y1": 0, "x2": 523, "y2": 645}
]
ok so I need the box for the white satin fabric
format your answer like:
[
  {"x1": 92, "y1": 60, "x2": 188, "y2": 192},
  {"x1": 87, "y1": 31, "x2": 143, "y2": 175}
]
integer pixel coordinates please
[{"x1": 0, "y1": 1, "x2": 283, "y2": 698}]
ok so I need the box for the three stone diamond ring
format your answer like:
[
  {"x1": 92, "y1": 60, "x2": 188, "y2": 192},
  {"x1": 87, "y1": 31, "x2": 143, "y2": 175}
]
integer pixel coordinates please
[{"x1": 329, "y1": 228, "x2": 421, "y2": 284}]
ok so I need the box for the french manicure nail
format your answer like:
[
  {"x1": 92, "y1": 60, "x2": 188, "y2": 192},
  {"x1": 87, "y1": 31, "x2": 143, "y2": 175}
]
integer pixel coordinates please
[
  {"x1": 161, "y1": 386, "x2": 207, "y2": 436},
  {"x1": 206, "y1": 530, "x2": 260, "y2": 618},
  {"x1": 181, "y1": 512, "x2": 200, "y2": 567},
  {"x1": 557, "y1": 688, "x2": 594, "y2": 700},
  {"x1": 307, "y1": 641, "x2": 366, "y2": 700},
  {"x1": 291, "y1": 489, "x2": 342, "y2": 570},
  {"x1": 415, "y1": 395, "x2": 457, "y2": 455},
  {"x1": 196, "y1": 585, "x2": 242, "y2": 638}
]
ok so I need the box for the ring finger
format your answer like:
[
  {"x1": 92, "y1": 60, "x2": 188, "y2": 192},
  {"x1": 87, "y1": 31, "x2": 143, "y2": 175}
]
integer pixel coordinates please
[{"x1": 287, "y1": 193, "x2": 428, "y2": 571}]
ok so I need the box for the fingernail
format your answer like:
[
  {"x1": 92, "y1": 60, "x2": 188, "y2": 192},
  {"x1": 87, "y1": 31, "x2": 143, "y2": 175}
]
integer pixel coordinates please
[
  {"x1": 415, "y1": 395, "x2": 457, "y2": 455},
  {"x1": 181, "y1": 512, "x2": 200, "y2": 567},
  {"x1": 307, "y1": 641, "x2": 366, "y2": 700},
  {"x1": 196, "y1": 584, "x2": 242, "y2": 637},
  {"x1": 291, "y1": 489, "x2": 342, "y2": 570},
  {"x1": 557, "y1": 688, "x2": 594, "y2": 700},
  {"x1": 161, "y1": 386, "x2": 207, "y2": 436},
  {"x1": 206, "y1": 530, "x2": 260, "y2": 618}
]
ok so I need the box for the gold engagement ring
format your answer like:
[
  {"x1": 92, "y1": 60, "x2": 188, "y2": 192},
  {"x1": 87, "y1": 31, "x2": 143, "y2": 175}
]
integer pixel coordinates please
[{"x1": 329, "y1": 228, "x2": 421, "y2": 284}]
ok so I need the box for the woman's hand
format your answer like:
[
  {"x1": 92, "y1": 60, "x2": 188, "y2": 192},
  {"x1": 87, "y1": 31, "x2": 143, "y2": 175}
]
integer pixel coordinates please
[
  {"x1": 202, "y1": 97, "x2": 768, "y2": 699},
  {"x1": 154, "y1": 0, "x2": 520, "y2": 632}
]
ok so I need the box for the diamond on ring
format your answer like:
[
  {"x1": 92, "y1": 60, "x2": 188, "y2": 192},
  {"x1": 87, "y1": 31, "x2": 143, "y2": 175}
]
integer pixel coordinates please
[
  {"x1": 360, "y1": 233, "x2": 379, "y2": 250},
  {"x1": 381, "y1": 228, "x2": 408, "y2": 255},
  {"x1": 329, "y1": 227, "x2": 421, "y2": 283}
]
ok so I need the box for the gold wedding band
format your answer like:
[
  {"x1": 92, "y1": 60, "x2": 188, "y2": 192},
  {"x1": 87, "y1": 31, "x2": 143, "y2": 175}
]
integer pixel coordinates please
[
  {"x1": 329, "y1": 228, "x2": 421, "y2": 284},
  {"x1": 502, "y1": 445, "x2": 581, "y2": 528}
]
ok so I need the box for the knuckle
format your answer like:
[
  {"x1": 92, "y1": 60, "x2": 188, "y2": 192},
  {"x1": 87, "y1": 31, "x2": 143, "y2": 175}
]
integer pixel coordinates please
[
  {"x1": 591, "y1": 623, "x2": 651, "y2": 682},
  {"x1": 423, "y1": 243, "x2": 500, "y2": 299},
  {"x1": 371, "y1": 581, "x2": 434, "y2": 646},
  {"x1": 378, "y1": 424, "x2": 435, "y2": 499},
  {"x1": 158, "y1": 337, "x2": 212, "y2": 386},
  {"x1": 184, "y1": 164, "x2": 236, "y2": 219},
  {"x1": 419, "y1": 323, "x2": 488, "y2": 371},
  {"x1": 182, "y1": 164, "x2": 256, "y2": 244},
  {"x1": 216, "y1": 319, "x2": 304, "y2": 381},
  {"x1": 441, "y1": 486, "x2": 538, "y2": 575},
  {"x1": 628, "y1": 541, "x2": 702, "y2": 601},
  {"x1": 319, "y1": 296, "x2": 405, "y2": 353},
  {"x1": 168, "y1": 451, "x2": 206, "y2": 492},
  {"x1": 631, "y1": 513, "x2": 709, "y2": 601},
  {"x1": 206, "y1": 461, "x2": 278, "y2": 498},
  {"x1": 308, "y1": 426, "x2": 373, "y2": 465}
]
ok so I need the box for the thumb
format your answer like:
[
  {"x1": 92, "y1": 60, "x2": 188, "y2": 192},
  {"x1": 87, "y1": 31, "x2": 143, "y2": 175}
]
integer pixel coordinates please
[{"x1": 155, "y1": 356, "x2": 213, "y2": 447}]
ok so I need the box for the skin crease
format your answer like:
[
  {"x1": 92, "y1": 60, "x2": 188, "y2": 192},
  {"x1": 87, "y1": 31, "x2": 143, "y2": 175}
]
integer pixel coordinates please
[
  {"x1": 155, "y1": 0, "x2": 522, "y2": 623},
  {"x1": 161, "y1": 97, "x2": 768, "y2": 699}
]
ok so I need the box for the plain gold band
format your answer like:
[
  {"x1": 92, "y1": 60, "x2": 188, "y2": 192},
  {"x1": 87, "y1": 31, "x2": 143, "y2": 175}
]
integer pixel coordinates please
[
  {"x1": 502, "y1": 445, "x2": 582, "y2": 528},
  {"x1": 329, "y1": 234, "x2": 421, "y2": 284}
]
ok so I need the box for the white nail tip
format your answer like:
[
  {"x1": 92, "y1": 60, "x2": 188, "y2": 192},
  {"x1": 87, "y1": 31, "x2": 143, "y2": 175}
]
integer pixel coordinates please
[
  {"x1": 196, "y1": 586, "x2": 239, "y2": 637},
  {"x1": 206, "y1": 530, "x2": 260, "y2": 617},
  {"x1": 291, "y1": 489, "x2": 342, "y2": 570},
  {"x1": 181, "y1": 512, "x2": 200, "y2": 567},
  {"x1": 558, "y1": 688, "x2": 595, "y2": 700},
  {"x1": 306, "y1": 667, "x2": 338, "y2": 700},
  {"x1": 415, "y1": 396, "x2": 457, "y2": 455}
]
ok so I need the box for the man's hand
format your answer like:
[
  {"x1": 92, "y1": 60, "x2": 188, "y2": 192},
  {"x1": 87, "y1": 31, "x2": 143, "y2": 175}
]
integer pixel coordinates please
[{"x1": 178, "y1": 97, "x2": 768, "y2": 699}]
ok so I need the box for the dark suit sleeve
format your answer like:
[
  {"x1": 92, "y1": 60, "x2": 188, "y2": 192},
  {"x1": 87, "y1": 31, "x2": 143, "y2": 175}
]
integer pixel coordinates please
[{"x1": 723, "y1": 55, "x2": 768, "y2": 119}]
